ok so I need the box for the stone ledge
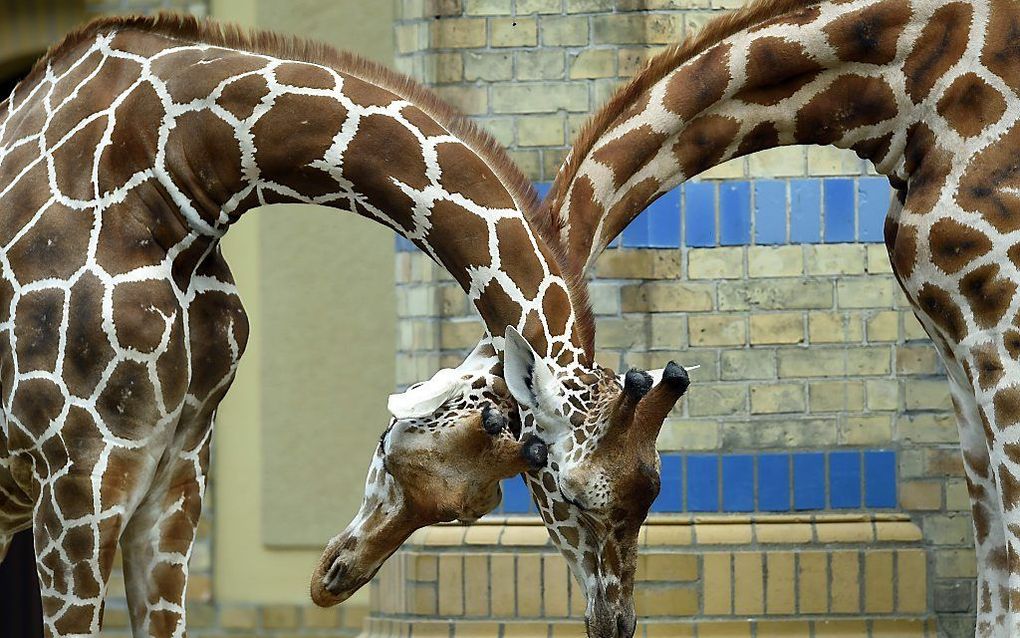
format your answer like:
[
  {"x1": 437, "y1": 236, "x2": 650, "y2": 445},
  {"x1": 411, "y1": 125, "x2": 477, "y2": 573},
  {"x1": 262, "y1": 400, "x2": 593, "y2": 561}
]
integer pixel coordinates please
[{"x1": 405, "y1": 514, "x2": 920, "y2": 548}]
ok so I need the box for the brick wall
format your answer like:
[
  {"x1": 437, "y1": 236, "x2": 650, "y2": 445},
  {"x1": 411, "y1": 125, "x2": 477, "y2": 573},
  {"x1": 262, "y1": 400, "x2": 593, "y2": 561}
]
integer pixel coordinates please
[{"x1": 393, "y1": 1, "x2": 974, "y2": 635}]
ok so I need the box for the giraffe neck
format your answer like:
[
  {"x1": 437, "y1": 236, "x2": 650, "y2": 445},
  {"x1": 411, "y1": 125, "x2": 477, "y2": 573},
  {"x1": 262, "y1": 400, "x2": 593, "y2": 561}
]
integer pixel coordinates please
[
  {"x1": 45, "y1": 26, "x2": 588, "y2": 362},
  {"x1": 550, "y1": 0, "x2": 960, "y2": 269}
]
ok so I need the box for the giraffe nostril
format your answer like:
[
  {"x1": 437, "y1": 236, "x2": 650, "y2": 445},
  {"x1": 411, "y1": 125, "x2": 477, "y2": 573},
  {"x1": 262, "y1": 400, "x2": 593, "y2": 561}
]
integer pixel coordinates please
[{"x1": 324, "y1": 559, "x2": 348, "y2": 595}]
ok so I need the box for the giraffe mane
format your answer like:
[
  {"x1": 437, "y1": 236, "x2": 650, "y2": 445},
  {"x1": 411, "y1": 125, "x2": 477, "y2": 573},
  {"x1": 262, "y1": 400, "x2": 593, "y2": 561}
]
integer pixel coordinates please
[
  {"x1": 26, "y1": 12, "x2": 597, "y2": 358},
  {"x1": 543, "y1": 0, "x2": 823, "y2": 219}
]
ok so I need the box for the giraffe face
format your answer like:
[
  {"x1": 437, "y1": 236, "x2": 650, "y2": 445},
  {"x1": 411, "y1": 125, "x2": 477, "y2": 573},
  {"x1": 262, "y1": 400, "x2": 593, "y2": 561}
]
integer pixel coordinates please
[
  {"x1": 504, "y1": 328, "x2": 689, "y2": 637},
  {"x1": 310, "y1": 366, "x2": 547, "y2": 607}
]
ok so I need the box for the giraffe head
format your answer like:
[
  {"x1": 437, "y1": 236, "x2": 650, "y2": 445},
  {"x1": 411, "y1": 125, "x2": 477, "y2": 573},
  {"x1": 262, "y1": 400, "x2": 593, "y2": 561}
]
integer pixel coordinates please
[
  {"x1": 502, "y1": 327, "x2": 690, "y2": 638},
  {"x1": 310, "y1": 343, "x2": 547, "y2": 606}
]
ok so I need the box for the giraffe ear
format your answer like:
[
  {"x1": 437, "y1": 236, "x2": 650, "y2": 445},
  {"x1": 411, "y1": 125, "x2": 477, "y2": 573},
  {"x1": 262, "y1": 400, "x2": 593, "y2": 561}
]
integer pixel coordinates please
[
  {"x1": 502, "y1": 326, "x2": 561, "y2": 416},
  {"x1": 387, "y1": 368, "x2": 463, "y2": 419}
]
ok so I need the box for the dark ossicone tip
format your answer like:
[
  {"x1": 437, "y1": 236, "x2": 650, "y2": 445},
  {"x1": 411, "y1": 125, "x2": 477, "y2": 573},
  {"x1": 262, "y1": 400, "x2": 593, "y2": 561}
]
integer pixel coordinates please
[
  {"x1": 521, "y1": 434, "x2": 548, "y2": 469},
  {"x1": 481, "y1": 406, "x2": 507, "y2": 435},
  {"x1": 662, "y1": 361, "x2": 690, "y2": 394},
  {"x1": 624, "y1": 369, "x2": 653, "y2": 399}
]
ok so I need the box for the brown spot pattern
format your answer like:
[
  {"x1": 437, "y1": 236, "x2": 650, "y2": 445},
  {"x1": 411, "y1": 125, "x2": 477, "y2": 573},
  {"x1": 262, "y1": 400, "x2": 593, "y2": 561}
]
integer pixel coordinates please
[
  {"x1": 937, "y1": 73, "x2": 1007, "y2": 139},
  {"x1": 673, "y1": 115, "x2": 741, "y2": 179},
  {"x1": 794, "y1": 75, "x2": 898, "y2": 145},
  {"x1": 663, "y1": 44, "x2": 731, "y2": 120},
  {"x1": 592, "y1": 125, "x2": 668, "y2": 190},
  {"x1": 959, "y1": 122, "x2": 1020, "y2": 233},
  {"x1": 982, "y1": 0, "x2": 1020, "y2": 94},
  {"x1": 736, "y1": 37, "x2": 822, "y2": 106},
  {"x1": 903, "y1": 124, "x2": 952, "y2": 215},
  {"x1": 928, "y1": 218, "x2": 993, "y2": 274},
  {"x1": 916, "y1": 283, "x2": 967, "y2": 342},
  {"x1": 823, "y1": 0, "x2": 911, "y2": 65},
  {"x1": 902, "y1": 2, "x2": 972, "y2": 103},
  {"x1": 960, "y1": 264, "x2": 1017, "y2": 329}
]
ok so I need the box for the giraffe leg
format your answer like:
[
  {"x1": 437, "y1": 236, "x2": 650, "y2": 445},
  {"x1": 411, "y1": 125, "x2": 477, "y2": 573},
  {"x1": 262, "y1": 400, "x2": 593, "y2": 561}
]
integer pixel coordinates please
[
  {"x1": 948, "y1": 380, "x2": 1009, "y2": 637},
  {"x1": 120, "y1": 423, "x2": 212, "y2": 638}
]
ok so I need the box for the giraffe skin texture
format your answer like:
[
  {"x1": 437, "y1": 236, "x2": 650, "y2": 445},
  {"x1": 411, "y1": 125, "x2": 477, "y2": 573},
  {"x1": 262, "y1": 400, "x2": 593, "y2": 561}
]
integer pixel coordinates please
[
  {"x1": 536, "y1": 0, "x2": 1020, "y2": 635},
  {"x1": 0, "y1": 15, "x2": 667, "y2": 638}
]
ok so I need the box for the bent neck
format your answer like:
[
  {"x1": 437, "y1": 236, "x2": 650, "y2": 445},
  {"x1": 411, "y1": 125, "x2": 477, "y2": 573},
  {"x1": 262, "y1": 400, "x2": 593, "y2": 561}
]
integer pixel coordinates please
[
  {"x1": 113, "y1": 30, "x2": 591, "y2": 362},
  {"x1": 550, "y1": 0, "x2": 968, "y2": 270}
]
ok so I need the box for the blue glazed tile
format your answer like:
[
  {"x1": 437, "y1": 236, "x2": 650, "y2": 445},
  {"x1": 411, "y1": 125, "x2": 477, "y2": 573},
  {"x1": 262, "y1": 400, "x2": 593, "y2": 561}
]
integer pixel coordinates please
[
  {"x1": 686, "y1": 455, "x2": 719, "y2": 512},
  {"x1": 858, "y1": 177, "x2": 890, "y2": 243},
  {"x1": 758, "y1": 453, "x2": 791, "y2": 512},
  {"x1": 829, "y1": 451, "x2": 862, "y2": 509},
  {"x1": 684, "y1": 182, "x2": 717, "y2": 247},
  {"x1": 722, "y1": 455, "x2": 754, "y2": 512},
  {"x1": 865, "y1": 450, "x2": 897, "y2": 508},
  {"x1": 534, "y1": 182, "x2": 553, "y2": 200},
  {"x1": 395, "y1": 236, "x2": 417, "y2": 252},
  {"x1": 652, "y1": 454, "x2": 683, "y2": 513},
  {"x1": 646, "y1": 188, "x2": 682, "y2": 248},
  {"x1": 501, "y1": 476, "x2": 533, "y2": 514},
  {"x1": 754, "y1": 180, "x2": 787, "y2": 245},
  {"x1": 793, "y1": 453, "x2": 825, "y2": 510},
  {"x1": 623, "y1": 209, "x2": 652, "y2": 248},
  {"x1": 720, "y1": 181, "x2": 752, "y2": 246},
  {"x1": 790, "y1": 179, "x2": 822, "y2": 243},
  {"x1": 823, "y1": 178, "x2": 856, "y2": 243}
]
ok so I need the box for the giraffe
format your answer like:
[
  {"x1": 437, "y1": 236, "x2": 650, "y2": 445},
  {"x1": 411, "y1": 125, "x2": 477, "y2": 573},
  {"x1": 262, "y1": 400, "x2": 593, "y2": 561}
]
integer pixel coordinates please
[
  {"x1": 532, "y1": 0, "x2": 1020, "y2": 634},
  {"x1": 0, "y1": 13, "x2": 661, "y2": 638}
]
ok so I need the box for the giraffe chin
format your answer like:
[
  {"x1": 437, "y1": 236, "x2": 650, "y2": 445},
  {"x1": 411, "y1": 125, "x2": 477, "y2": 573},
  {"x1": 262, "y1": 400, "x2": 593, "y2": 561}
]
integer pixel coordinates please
[{"x1": 309, "y1": 554, "x2": 379, "y2": 607}]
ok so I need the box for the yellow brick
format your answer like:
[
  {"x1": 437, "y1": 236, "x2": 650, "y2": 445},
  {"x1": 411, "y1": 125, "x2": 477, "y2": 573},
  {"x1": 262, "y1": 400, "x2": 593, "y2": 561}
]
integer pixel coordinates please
[
  {"x1": 748, "y1": 146, "x2": 804, "y2": 178},
  {"x1": 869, "y1": 547, "x2": 893, "y2": 612},
  {"x1": 412, "y1": 622, "x2": 452, "y2": 637},
  {"x1": 424, "y1": 526, "x2": 467, "y2": 545},
  {"x1": 755, "y1": 522, "x2": 812, "y2": 544},
  {"x1": 903, "y1": 311, "x2": 928, "y2": 340},
  {"x1": 778, "y1": 349, "x2": 845, "y2": 377},
  {"x1": 569, "y1": 577, "x2": 586, "y2": 616},
  {"x1": 490, "y1": 16, "x2": 537, "y2": 47},
  {"x1": 872, "y1": 619, "x2": 926, "y2": 637},
  {"x1": 490, "y1": 555, "x2": 515, "y2": 617},
  {"x1": 702, "y1": 156, "x2": 746, "y2": 179},
  {"x1": 815, "y1": 522, "x2": 874, "y2": 543},
  {"x1": 897, "y1": 549, "x2": 927, "y2": 613},
  {"x1": 220, "y1": 606, "x2": 257, "y2": 629},
  {"x1": 569, "y1": 49, "x2": 616, "y2": 78},
  {"x1": 797, "y1": 552, "x2": 828, "y2": 614},
  {"x1": 500, "y1": 525, "x2": 550, "y2": 546},
  {"x1": 899, "y1": 481, "x2": 942, "y2": 510},
  {"x1": 646, "y1": 623, "x2": 695, "y2": 637},
  {"x1": 543, "y1": 555, "x2": 570, "y2": 617},
  {"x1": 747, "y1": 246, "x2": 803, "y2": 278},
  {"x1": 866, "y1": 311, "x2": 899, "y2": 342},
  {"x1": 865, "y1": 379, "x2": 899, "y2": 411},
  {"x1": 699, "y1": 622, "x2": 752, "y2": 637},
  {"x1": 765, "y1": 552, "x2": 796, "y2": 615},
  {"x1": 690, "y1": 315, "x2": 746, "y2": 347},
  {"x1": 867, "y1": 244, "x2": 893, "y2": 274},
  {"x1": 814, "y1": 620, "x2": 869, "y2": 637},
  {"x1": 517, "y1": 115, "x2": 564, "y2": 147},
  {"x1": 751, "y1": 313, "x2": 804, "y2": 345},
  {"x1": 621, "y1": 282, "x2": 715, "y2": 312},
  {"x1": 807, "y1": 145, "x2": 862, "y2": 175},
  {"x1": 413, "y1": 583, "x2": 438, "y2": 614},
  {"x1": 876, "y1": 521, "x2": 924, "y2": 542},
  {"x1": 688, "y1": 247, "x2": 743, "y2": 279},
  {"x1": 431, "y1": 18, "x2": 487, "y2": 48},
  {"x1": 750, "y1": 384, "x2": 805, "y2": 414},
  {"x1": 455, "y1": 622, "x2": 504, "y2": 638},
  {"x1": 645, "y1": 525, "x2": 693, "y2": 546},
  {"x1": 703, "y1": 553, "x2": 732, "y2": 615},
  {"x1": 550, "y1": 622, "x2": 588, "y2": 638},
  {"x1": 541, "y1": 15, "x2": 589, "y2": 46},
  {"x1": 841, "y1": 414, "x2": 892, "y2": 444},
  {"x1": 808, "y1": 312, "x2": 862, "y2": 344},
  {"x1": 830, "y1": 551, "x2": 860, "y2": 613},
  {"x1": 733, "y1": 553, "x2": 764, "y2": 615},
  {"x1": 638, "y1": 553, "x2": 698, "y2": 581},
  {"x1": 847, "y1": 346, "x2": 891, "y2": 375},
  {"x1": 463, "y1": 525, "x2": 502, "y2": 546},
  {"x1": 516, "y1": 554, "x2": 543, "y2": 617},
  {"x1": 504, "y1": 624, "x2": 553, "y2": 637},
  {"x1": 805, "y1": 244, "x2": 866, "y2": 275},
  {"x1": 838, "y1": 278, "x2": 896, "y2": 309},
  {"x1": 303, "y1": 605, "x2": 342, "y2": 629},
  {"x1": 696, "y1": 523, "x2": 753, "y2": 544},
  {"x1": 634, "y1": 584, "x2": 699, "y2": 617},
  {"x1": 464, "y1": 555, "x2": 489, "y2": 616},
  {"x1": 438, "y1": 554, "x2": 464, "y2": 616},
  {"x1": 596, "y1": 249, "x2": 682, "y2": 279},
  {"x1": 757, "y1": 621, "x2": 811, "y2": 637}
]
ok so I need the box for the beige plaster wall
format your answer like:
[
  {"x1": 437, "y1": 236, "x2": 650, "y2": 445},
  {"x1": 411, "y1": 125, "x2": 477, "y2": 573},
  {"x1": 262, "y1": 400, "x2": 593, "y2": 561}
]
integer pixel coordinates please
[{"x1": 212, "y1": 0, "x2": 395, "y2": 603}]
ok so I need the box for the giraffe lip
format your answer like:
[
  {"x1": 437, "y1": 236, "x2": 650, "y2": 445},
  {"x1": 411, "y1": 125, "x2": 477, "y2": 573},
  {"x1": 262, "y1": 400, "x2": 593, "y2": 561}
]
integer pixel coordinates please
[{"x1": 324, "y1": 558, "x2": 349, "y2": 595}]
